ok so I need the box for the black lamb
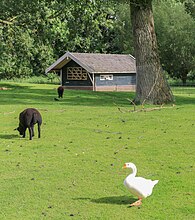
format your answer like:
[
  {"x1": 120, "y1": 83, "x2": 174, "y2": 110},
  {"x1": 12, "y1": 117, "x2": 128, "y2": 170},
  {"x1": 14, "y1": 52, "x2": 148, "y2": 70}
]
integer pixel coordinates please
[
  {"x1": 15, "y1": 108, "x2": 42, "y2": 140},
  {"x1": 57, "y1": 86, "x2": 64, "y2": 98}
]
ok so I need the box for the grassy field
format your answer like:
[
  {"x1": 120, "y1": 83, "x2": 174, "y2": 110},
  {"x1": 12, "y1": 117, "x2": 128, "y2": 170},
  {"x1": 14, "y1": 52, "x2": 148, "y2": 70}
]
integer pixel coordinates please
[{"x1": 0, "y1": 82, "x2": 194, "y2": 220}]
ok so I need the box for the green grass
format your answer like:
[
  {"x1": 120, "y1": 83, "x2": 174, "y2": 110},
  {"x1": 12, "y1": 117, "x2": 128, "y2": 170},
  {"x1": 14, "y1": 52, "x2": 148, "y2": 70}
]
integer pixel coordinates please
[{"x1": 0, "y1": 82, "x2": 194, "y2": 220}]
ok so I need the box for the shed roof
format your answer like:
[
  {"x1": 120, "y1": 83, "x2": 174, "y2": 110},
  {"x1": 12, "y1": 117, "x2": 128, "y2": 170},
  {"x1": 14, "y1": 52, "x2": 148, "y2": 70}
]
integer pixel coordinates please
[{"x1": 45, "y1": 52, "x2": 136, "y2": 74}]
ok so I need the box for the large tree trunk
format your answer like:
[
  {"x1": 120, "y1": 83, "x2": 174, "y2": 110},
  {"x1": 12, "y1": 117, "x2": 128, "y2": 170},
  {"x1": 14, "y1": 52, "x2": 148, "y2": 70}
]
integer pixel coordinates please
[{"x1": 130, "y1": 0, "x2": 174, "y2": 104}]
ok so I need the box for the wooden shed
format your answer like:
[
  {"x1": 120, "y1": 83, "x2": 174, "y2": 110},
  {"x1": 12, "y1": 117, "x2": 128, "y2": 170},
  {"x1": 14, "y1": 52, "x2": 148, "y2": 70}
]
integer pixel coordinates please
[{"x1": 45, "y1": 52, "x2": 136, "y2": 91}]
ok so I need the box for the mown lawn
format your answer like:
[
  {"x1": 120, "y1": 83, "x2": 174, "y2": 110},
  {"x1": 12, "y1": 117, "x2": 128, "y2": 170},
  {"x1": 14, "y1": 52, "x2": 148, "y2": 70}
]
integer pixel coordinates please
[{"x1": 0, "y1": 82, "x2": 194, "y2": 220}]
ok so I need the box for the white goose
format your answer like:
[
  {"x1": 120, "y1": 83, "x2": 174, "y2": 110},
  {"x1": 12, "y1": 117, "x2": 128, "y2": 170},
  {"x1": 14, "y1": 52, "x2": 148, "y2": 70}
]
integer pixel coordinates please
[{"x1": 123, "y1": 162, "x2": 159, "y2": 206}]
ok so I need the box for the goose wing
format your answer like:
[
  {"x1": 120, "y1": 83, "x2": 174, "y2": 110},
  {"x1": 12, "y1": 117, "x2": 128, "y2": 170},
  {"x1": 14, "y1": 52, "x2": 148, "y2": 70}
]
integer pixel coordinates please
[{"x1": 124, "y1": 177, "x2": 158, "y2": 198}]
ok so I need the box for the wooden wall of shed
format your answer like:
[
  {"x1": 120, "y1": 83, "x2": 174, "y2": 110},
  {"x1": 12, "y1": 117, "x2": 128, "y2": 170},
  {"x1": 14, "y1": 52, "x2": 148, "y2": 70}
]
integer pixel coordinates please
[
  {"x1": 95, "y1": 73, "x2": 136, "y2": 86},
  {"x1": 95, "y1": 85, "x2": 136, "y2": 91},
  {"x1": 62, "y1": 60, "x2": 92, "y2": 87}
]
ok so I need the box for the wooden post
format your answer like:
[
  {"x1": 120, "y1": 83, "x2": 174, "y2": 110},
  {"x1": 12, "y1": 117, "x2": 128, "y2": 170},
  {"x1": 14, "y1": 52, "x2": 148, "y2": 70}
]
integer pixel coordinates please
[
  {"x1": 60, "y1": 69, "x2": 63, "y2": 85},
  {"x1": 93, "y1": 73, "x2": 95, "y2": 91}
]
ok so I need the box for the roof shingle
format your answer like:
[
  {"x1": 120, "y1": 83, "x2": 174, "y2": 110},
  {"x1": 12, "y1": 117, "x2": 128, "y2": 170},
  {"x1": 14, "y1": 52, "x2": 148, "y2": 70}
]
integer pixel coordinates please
[{"x1": 45, "y1": 52, "x2": 136, "y2": 74}]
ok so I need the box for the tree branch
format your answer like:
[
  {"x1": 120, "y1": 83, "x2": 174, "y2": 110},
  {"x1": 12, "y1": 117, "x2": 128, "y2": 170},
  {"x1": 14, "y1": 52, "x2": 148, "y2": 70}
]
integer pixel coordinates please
[
  {"x1": 0, "y1": 19, "x2": 13, "y2": 25},
  {"x1": 0, "y1": 17, "x2": 17, "y2": 25},
  {"x1": 115, "y1": 99, "x2": 175, "y2": 113}
]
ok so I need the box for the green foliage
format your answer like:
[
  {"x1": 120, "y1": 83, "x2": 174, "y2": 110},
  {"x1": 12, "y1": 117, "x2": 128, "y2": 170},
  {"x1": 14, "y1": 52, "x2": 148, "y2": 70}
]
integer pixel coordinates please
[
  {"x1": 0, "y1": 74, "x2": 60, "y2": 84},
  {"x1": 178, "y1": 0, "x2": 195, "y2": 18},
  {"x1": 0, "y1": 0, "x2": 57, "y2": 78},
  {"x1": 63, "y1": 0, "x2": 116, "y2": 53},
  {"x1": 154, "y1": 0, "x2": 195, "y2": 83},
  {"x1": 0, "y1": 82, "x2": 195, "y2": 219},
  {"x1": 0, "y1": 0, "x2": 128, "y2": 79},
  {"x1": 112, "y1": 3, "x2": 134, "y2": 54}
]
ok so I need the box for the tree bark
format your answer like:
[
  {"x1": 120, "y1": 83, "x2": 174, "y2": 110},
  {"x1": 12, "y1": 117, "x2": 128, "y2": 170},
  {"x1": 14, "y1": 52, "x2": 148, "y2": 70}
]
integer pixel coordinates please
[{"x1": 130, "y1": 0, "x2": 174, "y2": 104}]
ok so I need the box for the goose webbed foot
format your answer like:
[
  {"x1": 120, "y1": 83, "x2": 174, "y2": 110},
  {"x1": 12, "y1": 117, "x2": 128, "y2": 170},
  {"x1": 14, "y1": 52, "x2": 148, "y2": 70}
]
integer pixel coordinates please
[{"x1": 129, "y1": 198, "x2": 142, "y2": 207}]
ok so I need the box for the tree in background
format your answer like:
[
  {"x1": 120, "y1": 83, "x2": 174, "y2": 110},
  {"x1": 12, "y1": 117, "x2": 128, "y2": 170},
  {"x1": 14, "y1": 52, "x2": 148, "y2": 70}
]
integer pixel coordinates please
[
  {"x1": 0, "y1": 0, "x2": 59, "y2": 78},
  {"x1": 179, "y1": 0, "x2": 195, "y2": 19},
  {"x1": 0, "y1": 0, "x2": 120, "y2": 78},
  {"x1": 59, "y1": 0, "x2": 132, "y2": 54},
  {"x1": 111, "y1": 3, "x2": 134, "y2": 54},
  {"x1": 154, "y1": 0, "x2": 195, "y2": 84}
]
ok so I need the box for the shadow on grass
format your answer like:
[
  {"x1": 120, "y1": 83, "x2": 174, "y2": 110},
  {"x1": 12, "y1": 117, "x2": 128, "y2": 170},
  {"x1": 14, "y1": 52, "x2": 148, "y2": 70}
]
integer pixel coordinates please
[
  {"x1": 75, "y1": 195, "x2": 136, "y2": 206},
  {"x1": 2, "y1": 82, "x2": 195, "y2": 107},
  {"x1": 0, "y1": 83, "x2": 55, "y2": 106},
  {"x1": 174, "y1": 95, "x2": 195, "y2": 105},
  {"x1": 0, "y1": 82, "x2": 135, "y2": 107},
  {"x1": 0, "y1": 134, "x2": 19, "y2": 139}
]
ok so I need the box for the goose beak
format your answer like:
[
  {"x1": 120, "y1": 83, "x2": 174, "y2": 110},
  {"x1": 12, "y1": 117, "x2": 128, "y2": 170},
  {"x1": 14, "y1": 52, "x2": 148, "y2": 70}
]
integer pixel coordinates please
[{"x1": 122, "y1": 164, "x2": 127, "y2": 169}]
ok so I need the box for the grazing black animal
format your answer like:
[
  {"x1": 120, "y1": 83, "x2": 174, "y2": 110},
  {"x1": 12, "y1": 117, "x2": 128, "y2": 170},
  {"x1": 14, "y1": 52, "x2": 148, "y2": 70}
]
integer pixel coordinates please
[
  {"x1": 57, "y1": 86, "x2": 64, "y2": 98},
  {"x1": 15, "y1": 108, "x2": 42, "y2": 140}
]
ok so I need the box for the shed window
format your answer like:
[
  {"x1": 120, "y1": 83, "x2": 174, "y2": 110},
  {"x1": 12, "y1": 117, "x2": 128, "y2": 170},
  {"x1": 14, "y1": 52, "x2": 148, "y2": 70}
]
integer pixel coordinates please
[
  {"x1": 100, "y1": 75, "x2": 113, "y2": 80},
  {"x1": 67, "y1": 67, "x2": 87, "y2": 80}
]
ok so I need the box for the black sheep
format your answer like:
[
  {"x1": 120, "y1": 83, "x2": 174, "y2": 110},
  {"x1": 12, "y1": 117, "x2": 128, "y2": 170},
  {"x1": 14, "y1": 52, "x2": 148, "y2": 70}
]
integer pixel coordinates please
[
  {"x1": 15, "y1": 108, "x2": 42, "y2": 140},
  {"x1": 57, "y1": 86, "x2": 64, "y2": 98}
]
